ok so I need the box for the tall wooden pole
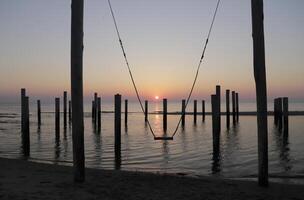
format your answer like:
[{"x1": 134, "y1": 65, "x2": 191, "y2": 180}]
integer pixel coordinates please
[
  {"x1": 63, "y1": 91, "x2": 67, "y2": 128},
  {"x1": 251, "y1": 0, "x2": 268, "y2": 187},
  {"x1": 68, "y1": 100, "x2": 72, "y2": 123},
  {"x1": 283, "y1": 97, "x2": 289, "y2": 137},
  {"x1": 115, "y1": 94, "x2": 121, "y2": 169},
  {"x1": 94, "y1": 93, "x2": 98, "y2": 125},
  {"x1": 124, "y1": 99, "x2": 128, "y2": 126},
  {"x1": 202, "y1": 100, "x2": 205, "y2": 122},
  {"x1": 236, "y1": 92, "x2": 239, "y2": 122},
  {"x1": 21, "y1": 88, "x2": 26, "y2": 137},
  {"x1": 23, "y1": 96, "x2": 30, "y2": 157},
  {"x1": 55, "y1": 98, "x2": 60, "y2": 140},
  {"x1": 144, "y1": 100, "x2": 148, "y2": 122},
  {"x1": 181, "y1": 99, "x2": 186, "y2": 127},
  {"x1": 216, "y1": 85, "x2": 221, "y2": 130},
  {"x1": 226, "y1": 90, "x2": 230, "y2": 129},
  {"x1": 211, "y1": 95, "x2": 220, "y2": 155},
  {"x1": 37, "y1": 100, "x2": 41, "y2": 126},
  {"x1": 71, "y1": 0, "x2": 85, "y2": 182},
  {"x1": 193, "y1": 100, "x2": 197, "y2": 124},
  {"x1": 97, "y1": 97, "x2": 101, "y2": 131},
  {"x1": 232, "y1": 91, "x2": 236, "y2": 125},
  {"x1": 163, "y1": 99, "x2": 167, "y2": 132}
]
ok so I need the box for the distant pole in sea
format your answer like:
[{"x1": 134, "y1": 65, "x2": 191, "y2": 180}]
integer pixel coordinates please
[
  {"x1": 232, "y1": 91, "x2": 236, "y2": 125},
  {"x1": 144, "y1": 100, "x2": 148, "y2": 122},
  {"x1": 216, "y1": 85, "x2": 221, "y2": 130},
  {"x1": 92, "y1": 101, "x2": 95, "y2": 121},
  {"x1": 37, "y1": 100, "x2": 41, "y2": 126},
  {"x1": 251, "y1": 0, "x2": 269, "y2": 187},
  {"x1": 124, "y1": 99, "x2": 128, "y2": 126},
  {"x1": 193, "y1": 100, "x2": 197, "y2": 124},
  {"x1": 226, "y1": 90, "x2": 230, "y2": 129},
  {"x1": 181, "y1": 99, "x2": 186, "y2": 128},
  {"x1": 211, "y1": 94, "x2": 220, "y2": 155},
  {"x1": 23, "y1": 96, "x2": 30, "y2": 157},
  {"x1": 63, "y1": 91, "x2": 67, "y2": 128},
  {"x1": 114, "y1": 94, "x2": 121, "y2": 169},
  {"x1": 277, "y1": 98, "x2": 283, "y2": 131},
  {"x1": 71, "y1": 0, "x2": 85, "y2": 182},
  {"x1": 236, "y1": 92, "x2": 239, "y2": 122},
  {"x1": 97, "y1": 97, "x2": 101, "y2": 131},
  {"x1": 55, "y1": 98, "x2": 60, "y2": 141},
  {"x1": 163, "y1": 98, "x2": 167, "y2": 132},
  {"x1": 21, "y1": 88, "x2": 26, "y2": 138},
  {"x1": 283, "y1": 97, "x2": 289, "y2": 138},
  {"x1": 202, "y1": 100, "x2": 205, "y2": 122},
  {"x1": 94, "y1": 93, "x2": 98, "y2": 126}
]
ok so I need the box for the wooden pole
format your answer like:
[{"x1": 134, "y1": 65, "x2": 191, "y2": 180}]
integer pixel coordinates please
[
  {"x1": 216, "y1": 85, "x2": 221, "y2": 130},
  {"x1": 236, "y1": 92, "x2": 239, "y2": 122},
  {"x1": 69, "y1": 100, "x2": 72, "y2": 123},
  {"x1": 37, "y1": 100, "x2": 41, "y2": 126},
  {"x1": 274, "y1": 98, "x2": 277, "y2": 125},
  {"x1": 163, "y1": 98, "x2": 167, "y2": 132},
  {"x1": 21, "y1": 88, "x2": 26, "y2": 137},
  {"x1": 92, "y1": 100, "x2": 95, "y2": 121},
  {"x1": 97, "y1": 97, "x2": 101, "y2": 131},
  {"x1": 114, "y1": 94, "x2": 121, "y2": 169},
  {"x1": 63, "y1": 91, "x2": 67, "y2": 128},
  {"x1": 181, "y1": 99, "x2": 186, "y2": 127},
  {"x1": 283, "y1": 97, "x2": 288, "y2": 137},
  {"x1": 251, "y1": 0, "x2": 268, "y2": 186},
  {"x1": 94, "y1": 93, "x2": 98, "y2": 125},
  {"x1": 23, "y1": 96, "x2": 30, "y2": 157},
  {"x1": 124, "y1": 99, "x2": 128, "y2": 126},
  {"x1": 211, "y1": 94, "x2": 220, "y2": 154},
  {"x1": 145, "y1": 100, "x2": 148, "y2": 122},
  {"x1": 55, "y1": 98, "x2": 60, "y2": 140},
  {"x1": 277, "y1": 98, "x2": 283, "y2": 130},
  {"x1": 232, "y1": 91, "x2": 236, "y2": 125},
  {"x1": 71, "y1": 0, "x2": 85, "y2": 182},
  {"x1": 193, "y1": 100, "x2": 197, "y2": 124},
  {"x1": 202, "y1": 100, "x2": 205, "y2": 122},
  {"x1": 226, "y1": 90, "x2": 230, "y2": 129}
]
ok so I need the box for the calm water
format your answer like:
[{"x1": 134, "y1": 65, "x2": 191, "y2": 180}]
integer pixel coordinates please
[{"x1": 0, "y1": 100, "x2": 304, "y2": 184}]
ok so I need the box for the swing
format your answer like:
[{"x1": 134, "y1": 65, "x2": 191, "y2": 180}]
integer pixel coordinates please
[{"x1": 107, "y1": 0, "x2": 221, "y2": 140}]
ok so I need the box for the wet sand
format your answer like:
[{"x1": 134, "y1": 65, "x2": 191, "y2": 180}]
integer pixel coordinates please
[{"x1": 0, "y1": 157, "x2": 303, "y2": 200}]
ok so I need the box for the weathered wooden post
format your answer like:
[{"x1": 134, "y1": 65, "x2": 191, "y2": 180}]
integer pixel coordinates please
[
  {"x1": 92, "y1": 100, "x2": 95, "y2": 121},
  {"x1": 23, "y1": 96, "x2": 30, "y2": 157},
  {"x1": 236, "y1": 92, "x2": 239, "y2": 122},
  {"x1": 251, "y1": 0, "x2": 269, "y2": 186},
  {"x1": 97, "y1": 97, "x2": 101, "y2": 131},
  {"x1": 193, "y1": 100, "x2": 197, "y2": 124},
  {"x1": 114, "y1": 94, "x2": 121, "y2": 169},
  {"x1": 63, "y1": 91, "x2": 67, "y2": 128},
  {"x1": 37, "y1": 100, "x2": 41, "y2": 126},
  {"x1": 232, "y1": 91, "x2": 236, "y2": 125},
  {"x1": 277, "y1": 98, "x2": 283, "y2": 130},
  {"x1": 124, "y1": 99, "x2": 128, "y2": 126},
  {"x1": 181, "y1": 99, "x2": 186, "y2": 127},
  {"x1": 71, "y1": 0, "x2": 85, "y2": 182},
  {"x1": 163, "y1": 98, "x2": 167, "y2": 132},
  {"x1": 211, "y1": 94, "x2": 220, "y2": 154},
  {"x1": 145, "y1": 100, "x2": 148, "y2": 122},
  {"x1": 274, "y1": 98, "x2": 277, "y2": 125},
  {"x1": 94, "y1": 93, "x2": 98, "y2": 125},
  {"x1": 216, "y1": 85, "x2": 221, "y2": 130},
  {"x1": 202, "y1": 100, "x2": 205, "y2": 122},
  {"x1": 68, "y1": 100, "x2": 72, "y2": 123},
  {"x1": 283, "y1": 97, "x2": 289, "y2": 137},
  {"x1": 55, "y1": 98, "x2": 60, "y2": 140},
  {"x1": 226, "y1": 90, "x2": 230, "y2": 129},
  {"x1": 21, "y1": 88, "x2": 26, "y2": 136}
]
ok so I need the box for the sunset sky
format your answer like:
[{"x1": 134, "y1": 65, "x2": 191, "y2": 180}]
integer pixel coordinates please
[{"x1": 0, "y1": 0, "x2": 303, "y2": 103}]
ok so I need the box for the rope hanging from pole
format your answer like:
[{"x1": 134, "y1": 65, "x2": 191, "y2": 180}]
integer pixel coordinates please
[{"x1": 107, "y1": 0, "x2": 221, "y2": 140}]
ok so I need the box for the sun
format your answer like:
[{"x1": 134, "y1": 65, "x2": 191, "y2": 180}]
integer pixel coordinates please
[{"x1": 154, "y1": 95, "x2": 159, "y2": 100}]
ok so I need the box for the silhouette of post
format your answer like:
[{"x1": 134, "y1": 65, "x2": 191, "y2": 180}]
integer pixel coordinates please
[
  {"x1": 94, "y1": 93, "x2": 98, "y2": 125},
  {"x1": 181, "y1": 99, "x2": 186, "y2": 127},
  {"x1": 37, "y1": 100, "x2": 41, "y2": 126},
  {"x1": 144, "y1": 100, "x2": 148, "y2": 122},
  {"x1": 92, "y1": 101, "x2": 95, "y2": 121},
  {"x1": 277, "y1": 98, "x2": 283, "y2": 130},
  {"x1": 226, "y1": 90, "x2": 230, "y2": 129},
  {"x1": 69, "y1": 100, "x2": 72, "y2": 123},
  {"x1": 216, "y1": 85, "x2": 221, "y2": 130},
  {"x1": 163, "y1": 98, "x2": 167, "y2": 132},
  {"x1": 21, "y1": 88, "x2": 26, "y2": 137},
  {"x1": 63, "y1": 91, "x2": 67, "y2": 128},
  {"x1": 114, "y1": 94, "x2": 121, "y2": 169},
  {"x1": 22, "y1": 96, "x2": 30, "y2": 157},
  {"x1": 274, "y1": 98, "x2": 277, "y2": 125},
  {"x1": 236, "y1": 92, "x2": 239, "y2": 122},
  {"x1": 251, "y1": 0, "x2": 268, "y2": 186},
  {"x1": 232, "y1": 91, "x2": 236, "y2": 125},
  {"x1": 283, "y1": 97, "x2": 288, "y2": 137},
  {"x1": 202, "y1": 100, "x2": 205, "y2": 122},
  {"x1": 97, "y1": 97, "x2": 101, "y2": 131},
  {"x1": 124, "y1": 99, "x2": 128, "y2": 126},
  {"x1": 211, "y1": 94, "x2": 220, "y2": 154},
  {"x1": 193, "y1": 100, "x2": 197, "y2": 124},
  {"x1": 71, "y1": 0, "x2": 85, "y2": 182},
  {"x1": 55, "y1": 98, "x2": 60, "y2": 140}
]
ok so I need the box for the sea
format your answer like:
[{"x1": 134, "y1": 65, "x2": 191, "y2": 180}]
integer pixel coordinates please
[{"x1": 0, "y1": 100, "x2": 304, "y2": 184}]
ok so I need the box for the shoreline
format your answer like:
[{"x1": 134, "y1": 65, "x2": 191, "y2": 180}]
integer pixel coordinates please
[{"x1": 1, "y1": 157, "x2": 304, "y2": 200}]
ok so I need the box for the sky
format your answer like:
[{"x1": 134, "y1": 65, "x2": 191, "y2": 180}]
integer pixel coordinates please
[{"x1": 0, "y1": 0, "x2": 303, "y2": 103}]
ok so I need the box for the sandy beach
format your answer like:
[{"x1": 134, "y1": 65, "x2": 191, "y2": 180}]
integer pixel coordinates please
[{"x1": 0, "y1": 157, "x2": 303, "y2": 200}]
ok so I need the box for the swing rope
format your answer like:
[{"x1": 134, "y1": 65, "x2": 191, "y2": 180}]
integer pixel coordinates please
[{"x1": 107, "y1": 0, "x2": 221, "y2": 139}]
